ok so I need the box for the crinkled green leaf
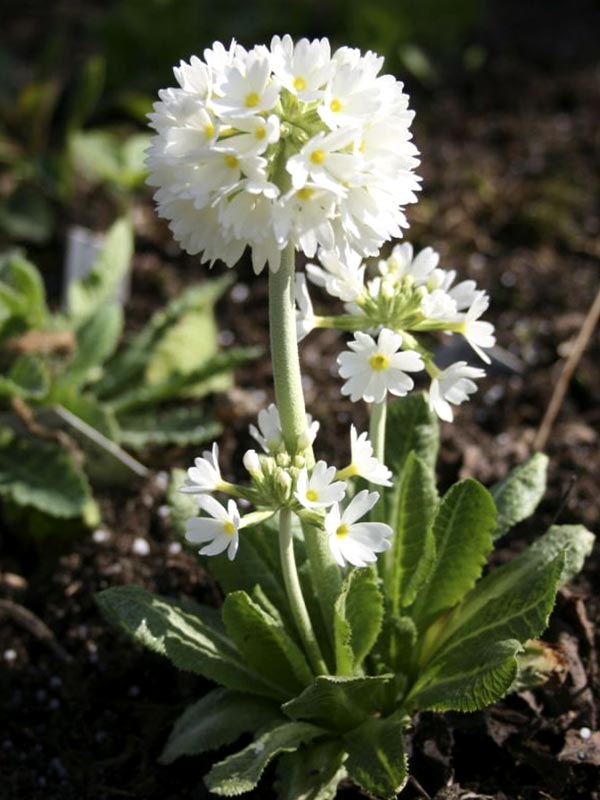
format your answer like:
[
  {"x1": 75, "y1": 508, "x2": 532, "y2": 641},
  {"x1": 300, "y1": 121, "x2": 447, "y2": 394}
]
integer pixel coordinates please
[
  {"x1": 222, "y1": 591, "x2": 312, "y2": 695},
  {"x1": 407, "y1": 639, "x2": 521, "y2": 712},
  {"x1": 96, "y1": 585, "x2": 283, "y2": 699},
  {"x1": 282, "y1": 675, "x2": 393, "y2": 732},
  {"x1": 491, "y1": 453, "x2": 549, "y2": 539},
  {"x1": 0, "y1": 354, "x2": 49, "y2": 400},
  {"x1": 0, "y1": 436, "x2": 92, "y2": 518},
  {"x1": 67, "y1": 217, "x2": 133, "y2": 322},
  {"x1": 144, "y1": 308, "x2": 218, "y2": 386},
  {"x1": 277, "y1": 740, "x2": 347, "y2": 800},
  {"x1": 379, "y1": 613, "x2": 418, "y2": 676},
  {"x1": 386, "y1": 451, "x2": 437, "y2": 610},
  {"x1": 117, "y1": 407, "x2": 221, "y2": 449},
  {"x1": 0, "y1": 250, "x2": 47, "y2": 336},
  {"x1": 385, "y1": 392, "x2": 439, "y2": 482},
  {"x1": 411, "y1": 479, "x2": 496, "y2": 629},
  {"x1": 334, "y1": 568, "x2": 384, "y2": 675},
  {"x1": 345, "y1": 712, "x2": 408, "y2": 800},
  {"x1": 60, "y1": 304, "x2": 123, "y2": 389},
  {"x1": 205, "y1": 721, "x2": 324, "y2": 797},
  {"x1": 160, "y1": 688, "x2": 281, "y2": 764}
]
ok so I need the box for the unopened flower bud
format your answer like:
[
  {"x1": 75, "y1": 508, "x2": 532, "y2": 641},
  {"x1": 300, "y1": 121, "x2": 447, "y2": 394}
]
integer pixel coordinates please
[
  {"x1": 243, "y1": 449, "x2": 262, "y2": 477},
  {"x1": 276, "y1": 469, "x2": 293, "y2": 496},
  {"x1": 293, "y1": 454, "x2": 306, "y2": 469}
]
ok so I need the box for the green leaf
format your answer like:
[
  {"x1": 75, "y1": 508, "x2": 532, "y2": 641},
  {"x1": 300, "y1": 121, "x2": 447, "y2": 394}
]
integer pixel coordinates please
[
  {"x1": 60, "y1": 304, "x2": 123, "y2": 388},
  {"x1": 222, "y1": 591, "x2": 312, "y2": 695},
  {"x1": 385, "y1": 392, "x2": 439, "y2": 480},
  {"x1": 59, "y1": 392, "x2": 119, "y2": 440},
  {"x1": 159, "y1": 688, "x2": 281, "y2": 764},
  {"x1": 117, "y1": 407, "x2": 222, "y2": 449},
  {"x1": 0, "y1": 186, "x2": 55, "y2": 245},
  {"x1": 282, "y1": 675, "x2": 393, "y2": 732},
  {"x1": 386, "y1": 451, "x2": 437, "y2": 610},
  {"x1": 411, "y1": 479, "x2": 496, "y2": 629},
  {"x1": 108, "y1": 347, "x2": 259, "y2": 413},
  {"x1": 334, "y1": 568, "x2": 384, "y2": 675},
  {"x1": 491, "y1": 453, "x2": 549, "y2": 539},
  {"x1": 406, "y1": 639, "x2": 521, "y2": 712},
  {"x1": 345, "y1": 712, "x2": 408, "y2": 800},
  {"x1": 379, "y1": 612, "x2": 418, "y2": 676},
  {"x1": 0, "y1": 250, "x2": 48, "y2": 334},
  {"x1": 96, "y1": 585, "x2": 284, "y2": 699},
  {"x1": 277, "y1": 740, "x2": 347, "y2": 800},
  {"x1": 67, "y1": 217, "x2": 133, "y2": 322},
  {"x1": 144, "y1": 307, "x2": 218, "y2": 386},
  {"x1": 0, "y1": 436, "x2": 92, "y2": 518},
  {"x1": 0, "y1": 355, "x2": 49, "y2": 400},
  {"x1": 205, "y1": 721, "x2": 324, "y2": 797}
]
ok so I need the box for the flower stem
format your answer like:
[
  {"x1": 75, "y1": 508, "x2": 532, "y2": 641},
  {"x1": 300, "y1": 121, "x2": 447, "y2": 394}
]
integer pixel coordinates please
[
  {"x1": 369, "y1": 400, "x2": 388, "y2": 525},
  {"x1": 279, "y1": 509, "x2": 328, "y2": 675}
]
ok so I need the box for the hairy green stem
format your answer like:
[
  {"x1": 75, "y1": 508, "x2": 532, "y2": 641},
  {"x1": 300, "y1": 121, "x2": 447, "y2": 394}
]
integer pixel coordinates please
[{"x1": 278, "y1": 509, "x2": 328, "y2": 675}]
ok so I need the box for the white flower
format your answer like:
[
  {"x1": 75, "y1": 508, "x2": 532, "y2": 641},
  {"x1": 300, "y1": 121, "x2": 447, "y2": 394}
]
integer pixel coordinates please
[
  {"x1": 347, "y1": 425, "x2": 392, "y2": 486},
  {"x1": 185, "y1": 497, "x2": 242, "y2": 560},
  {"x1": 325, "y1": 490, "x2": 393, "y2": 567},
  {"x1": 428, "y1": 362, "x2": 486, "y2": 422},
  {"x1": 337, "y1": 329, "x2": 424, "y2": 403},
  {"x1": 459, "y1": 294, "x2": 496, "y2": 364},
  {"x1": 379, "y1": 243, "x2": 439, "y2": 285},
  {"x1": 147, "y1": 37, "x2": 419, "y2": 272},
  {"x1": 295, "y1": 273, "x2": 316, "y2": 341},
  {"x1": 306, "y1": 247, "x2": 366, "y2": 303},
  {"x1": 420, "y1": 288, "x2": 458, "y2": 321},
  {"x1": 180, "y1": 443, "x2": 223, "y2": 493},
  {"x1": 249, "y1": 403, "x2": 320, "y2": 453},
  {"x1": 295, "y1": 461, "x2": 346, "y2": 509}
]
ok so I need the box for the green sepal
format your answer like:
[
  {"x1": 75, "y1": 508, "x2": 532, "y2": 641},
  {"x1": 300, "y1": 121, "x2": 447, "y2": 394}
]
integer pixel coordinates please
[
  {"x1": 205, "y1": 721, "x2": 325, "y2": 797},
  {"x1": 159, "y1": 688, "x2": 282, "y2": 764},
  {"x1": 385, "y1": 451, "x2": 437, "y2": 610},
  {"x1": 411, "y1": 479, "x2": 496, "y2": 630},
  {"x1": 491, "y1": 452, "x2": 549, "y2": 539},
  {"x1": 95, "y1": 585, "x2": 284, "y2": 699},
  {"x1": 222, "y1": 590, "x2": 313, "y2": 695},
  {"x1": 334, "y1": 567, "x2": 384, "y2": 675},
  {"x1": 282, "y1": 674, "x2": 394, "y2": 732},
  {"x1": 344, "y1": 712, "x2": 408, "y2": 800}
]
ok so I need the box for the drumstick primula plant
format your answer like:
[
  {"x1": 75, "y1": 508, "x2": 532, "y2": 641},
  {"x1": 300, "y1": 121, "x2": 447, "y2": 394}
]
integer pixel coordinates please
[{"x1": 97, "y1": 36, "x2": 594, "y2": 799}]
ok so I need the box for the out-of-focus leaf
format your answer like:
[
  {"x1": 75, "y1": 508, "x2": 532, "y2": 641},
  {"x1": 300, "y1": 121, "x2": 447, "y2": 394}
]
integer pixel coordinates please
[
  {"x1": 0, "y1": 186, "x2": 55, "y2": 244},
  {"x1": 117, "y1": 407, "x2": 221, "y2": 449}
]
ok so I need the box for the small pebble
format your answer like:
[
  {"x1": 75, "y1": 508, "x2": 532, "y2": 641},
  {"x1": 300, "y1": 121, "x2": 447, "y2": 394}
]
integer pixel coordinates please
[
  {"x1": 154, "y1": 471, "x2": 169, "y2": 492},
  {"x1": 3, "y1": 649, "x2": 17, "y2": 663},
  {"x1": 158, "y1": 505, "x2": 171, "y2": 519},
  {"x1": 219, "y1": 329, "x2": 235, "y2": 346},
  {"x1": 35, "y1": 689, "x2": 48, "y2": 704},
  {"x1": 231, "y1": 283, "x2": 249, "y2": 302},
  {"x1": 49, "y1": 757, "x2": 68, "y2": 780},
  {"x1": 580, "y1": 727, "x2": 592, "y2": 740},
  {"x1": 128, "y1": 685, "x2": 141, "y2": 698},
  {"x1": 132, "y1": 537, "x2": 150, "y2": 556},
  {"x1": 49, "y1": 675, "x2": 62, "y2": 690},
  {"x1": 168, "y1": 541, "x2": 182, "y2": 555},
  {"x1": 92, "y1": 528, "x2": 110, "y2": 544},
  {"x1": 48, "y1": 698, "x2": 61, "y2": 711}
]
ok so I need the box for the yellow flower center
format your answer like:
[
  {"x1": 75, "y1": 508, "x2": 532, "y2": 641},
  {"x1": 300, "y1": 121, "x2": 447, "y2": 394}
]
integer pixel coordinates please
[
  {"x1": 305, "y1": 489, "x2": 319, "y2": 502},
  {"x1": 369, "y1": 353, "x2": 390, "y2": 371},
  {"x1": 293, "y1": 76, "x2": 307, "y2": 92},
  {"x1": 224, "y1": 154, "x2": 239, "y2": 169},
  {"x1": 244, "y1": 92, "x2": 260, "y2": 108},
  {"x1": 336, "y1": 523, "x2": 350, "y2": 538},
  {"x1": 330, "y1": 98, "x2": 343, "y2": 113},
  {"x1": 296, "y1": 187, "x2": 314, "y2": 201},
  {"x1": 310, "y1": 149, "x2": 326, "y2": 165},
  {"x1": 223, "y1": 520, "x2": 236, "y2": 535},
  {"x1": 204, "y1": 121, "x2": 215, "y2": 138},
  {"x1": 255, "y1": 126, "x2": 266, "y2": 140}
]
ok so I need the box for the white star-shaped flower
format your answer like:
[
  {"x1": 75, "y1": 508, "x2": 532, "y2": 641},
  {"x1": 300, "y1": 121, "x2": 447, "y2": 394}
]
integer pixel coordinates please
[
  {"x1": 347, "y1": 425, "x2": 392, "y2": 486},
  {"x1": 306, "y1": 247, "x2": 366, "y2": 303},
  {"x1": 180, "y1": 443, "x2": 223, "y2": 494},
  {"x1": 185, "y1": 496, "x2": 242, "y2": 560},
  {"x1": 325, "y1": 490, "x2": 393, "y2": 567},
  {"x1": 295, "y1": 461, "x2": 347, "y2": 509},
  {"x1": 428, "y1": 361, "x2": 486, "y2": 422},
  {"x1": 249, "y1": 403, "x2": 320, "y2": 453},
  {"x1": 459, "y1": 294, "x2": 496, "y2": 364},
  {"x1": 337, "y1": 328, "x2": 424, "y2": 403}
]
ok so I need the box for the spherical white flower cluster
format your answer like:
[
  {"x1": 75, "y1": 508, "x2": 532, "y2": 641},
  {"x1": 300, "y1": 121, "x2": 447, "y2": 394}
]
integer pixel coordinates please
[
  {"x1": 182, "y1": 404, "x2": 393, "y2": 566},
  {"x1": 298, "y1": 243, "x2": 496, "y2": 420},
  {"x1": 146, "y1": 37, "x2": 420, "y2": 273}
]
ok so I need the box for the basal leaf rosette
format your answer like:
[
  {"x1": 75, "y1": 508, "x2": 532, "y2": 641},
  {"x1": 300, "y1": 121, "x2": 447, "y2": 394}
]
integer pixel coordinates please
[{"x1": 146, "y1": 37, "x2": 420, "y2": 274}]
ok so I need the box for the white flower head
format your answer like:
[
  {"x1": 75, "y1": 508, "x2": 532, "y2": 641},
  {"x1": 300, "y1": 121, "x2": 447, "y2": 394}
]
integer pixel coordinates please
[
  {"x1": 147, "y1": 38, "x2": 419, "y2": 272},
  {"x1": 380, "y1": 243, "x2": 439, "y2": 286},
  {"x1": 460, "y1": 294, "x2": 496, "y2": 364},
  {"x1": 337, "y1": 328, "x2": 425, "y2": 403},
  {"x1": 420, "y1": 288, "x2": 458, "y2": 321},
  {"x1": 325, "y1": 490, "x2": 393, "y2": 567},
  {"x1": 306, "y1": 247, "x2": 366, "y2": 303},
  {"x1": 295, "y1": 273, "x2": 316, "y2": 342},
  {"x1": 295, "y1": 461, "x2": 346, "y2": 509},
  {"x1": 348, "y1": 425, "x2": 392, "y2": 486},
  {"x1": 249, "y1": 403, "x2": 320, "y2": 453},
  {"x1": 428, "y1": 361, "x2": 486, "y2": 422},
  {"x1": 185, "y1": 496, "x2": 242, "y2": 560},
  {"x1": 180, "y1": 443, "x2": 223, "y2": 494}
]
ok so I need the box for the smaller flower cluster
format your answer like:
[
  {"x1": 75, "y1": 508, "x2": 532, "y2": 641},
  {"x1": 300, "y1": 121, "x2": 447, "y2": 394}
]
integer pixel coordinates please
[
  {"x1": 296, "y1": 243, "x2": 495, "y2": 421},
  {"x1": 182, "y1": 404, "x2": 393, "y2": 566}
]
